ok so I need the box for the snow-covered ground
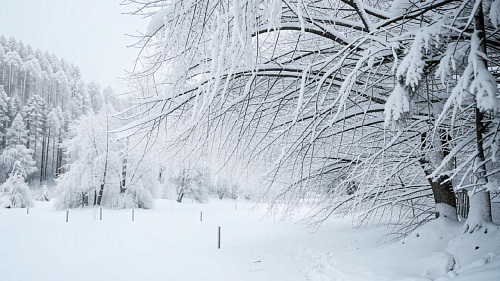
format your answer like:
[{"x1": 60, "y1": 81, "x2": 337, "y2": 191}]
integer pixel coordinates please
[{"x1": 1, "y1": 199, "x2": 499, "y2": 280}]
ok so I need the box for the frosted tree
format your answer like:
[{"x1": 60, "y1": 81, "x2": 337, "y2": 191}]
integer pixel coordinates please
[
  {"x1": 21, "y1": 55, "x2": 42, "y2": 104},
  {"x1": 0, "y1": 85, "x2": 9, "y2": 149},
  {"x1": 103, "y1": 86, "x2": 122, "y2": 111},
  {"x1": 68, "y1": 78, "x2": 89, "y2": 116},
  {"x1": 0, "y1": 44, "x2": 5, "y2": 84},
  {"x1": 0, "y1": 114, "x2": 36, "y2": 182},
  {"x1": 54, "y1": 70, "x2": 70, "y2": 110},
  {"x1": 0, "y1": 166, "x2": 33, "y2": 208},
  {"x1": 86, "y1": 81, "x2": 104, "y2": 112},
  {"x1": 22, "y1": 95, "x2": 47, "y2": 150},
  {"x1": 4, "y1": 50, "x2": 22, "y2": 94},
  {"x1": 45, "y1": 109, "x2": 61, "y2": 181},
  {"x1": 56, "y1": 109, "x2": 160, "y2": 209},
  {"x1": 169, "y1": 166, "x2": 211, "y2": 203},
  {"x1": 124, "y1": 0, "x2": 500, "y2": 232},
  {"x1": 381, "y1": 0, "x2": 500, "y2": 233}
]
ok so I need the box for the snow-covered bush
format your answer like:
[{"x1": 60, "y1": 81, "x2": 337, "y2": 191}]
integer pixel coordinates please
[
  {"x1": 191, "y1": 183, "x2": 210, "y2": 203},
  {"x1": 168, "y1": 166, "x2": 213, "y2": 203},
  {"x1": 127, "y1": 181, "x2": 156, "y2": 209},
  {"x1": 0, "y1": 170, "x2": 33, "y2": 208},
  {"x1": 211, "y1": 178, "x2": 240, "y2": 200}
]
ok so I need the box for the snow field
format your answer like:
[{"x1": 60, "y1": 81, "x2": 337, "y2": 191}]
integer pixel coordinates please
[
  {"x1": 0, "y1": 200, "x2": 322, "y2": 281},
  {"x1": 1, "y1": 199, "x2": 500, "y2": 281}
]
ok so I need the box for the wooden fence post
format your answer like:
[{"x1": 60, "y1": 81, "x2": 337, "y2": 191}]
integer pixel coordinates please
[{"x1": 218, "y1": 226, "x2": 221, "y2": 249}]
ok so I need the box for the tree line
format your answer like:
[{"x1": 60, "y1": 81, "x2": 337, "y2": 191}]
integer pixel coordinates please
[{"x1": 0, "y1": 35, "x2": 117, "y2": 186}]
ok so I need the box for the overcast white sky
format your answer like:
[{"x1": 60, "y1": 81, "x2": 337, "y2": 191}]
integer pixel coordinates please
[{"x1": 0, "y1": 0, "x2": 147, "y2": 93}]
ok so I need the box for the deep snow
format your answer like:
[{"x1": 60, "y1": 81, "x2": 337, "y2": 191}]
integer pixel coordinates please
[{"x1": 0, "y1": 199, "x2": 499, "y2": 280}]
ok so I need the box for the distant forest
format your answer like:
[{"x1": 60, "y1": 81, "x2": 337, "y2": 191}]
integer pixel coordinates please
[{"x1": 0, "y1": 35, "x2": 120, "y2": 186}]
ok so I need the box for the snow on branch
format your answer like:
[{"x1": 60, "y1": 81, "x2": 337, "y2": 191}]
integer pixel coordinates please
[{"x1": 384, "y1": 83, "x2": 410, "y2": 127}]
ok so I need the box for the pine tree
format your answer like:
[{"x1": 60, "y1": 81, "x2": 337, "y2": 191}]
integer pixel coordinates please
[
  {"x1": 6, "y1": 113, "x2": 28, "y2": 146},
  {"x1": 87, "y1": 81, "x2": 103, "y2": 112},
  {"x1": 0, "y1": 44, "x2": 5, "y2": 84},
  {"x1": 7, "y1": 95, "x2": 20, "y2": 127},
  {"x1": 4, "y1": 51, "x2": 22, "y2": 95},
  {"x1": 0, "y1": 113, "x2": 36, "y2": 181},
  {"x1": 0, "y1": 86, "x2": 9, "y2": 149},
  {"x1": 0, "y1": 169, "x2": 33, "y2": 208}
]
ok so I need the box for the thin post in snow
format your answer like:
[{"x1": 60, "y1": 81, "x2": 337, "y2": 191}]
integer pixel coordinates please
[
  {"x1": 27, "y1": 207, "x2": 29, "y2": 215},
  {"x1": 66, "y1": 210, "x2": 69, "y2": 222},
  {"x1": 218, "y1": 226, "x2": 221, "y2": 249},
  {"x1": 132, "y1": 209, "x2": 135, "y2": 221},
  {"x1": 100, "y1": 207, "x2": 102, "y2": 221},
  {"x1": 235, "y1": 202, "x2": 237, "y2": 211},
  {"x1": 200, "y1": 211, "x2": 203, "y2": 222}
]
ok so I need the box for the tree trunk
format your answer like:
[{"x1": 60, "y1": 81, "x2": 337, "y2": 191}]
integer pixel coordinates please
[
  {"x1": 23, "y1": 70, "x2": 26, "y2": 104},
  {"x1": 120, "y1": 156, "x2": 127, "y2": 193},
  {"x1": 96, "y1": 116, "x2": 110, "y2": 206},
  {"x1": 51, "y1": 134, "x2": 56, "y2": 178},
  {"x1": 8, "y1": 65, "x2": 12, "y2": 94},
  {"x1": 463, "y1": 3, "x2": 494, "y2": 232},
  {"x1": 177, "y1": 189, "x2": 185, "y2": 203},
  {"x1": 120, "y1": 138, "x2": 129, "y2": 193},
  {"x1": 419, "y1": 131, "x2": 458, "y2": 220},
  {"x1": 26, "y1": 120, "x2": 30, "y2": 149},
  {"x1": 43, "y1": 128, "x2": 50, "y2": 181},
  {"x1": 55, "y1": 134, "x2": 63, "y2": 177},
  {"x1": 39, "y1": 131, "x2": 46, "y2": 185}
]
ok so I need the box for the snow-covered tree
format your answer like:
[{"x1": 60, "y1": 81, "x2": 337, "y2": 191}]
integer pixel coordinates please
[
  {"x1": 8, "y1": 113, "x2": 29, "y2": 146},
  {"x1": 68, "y1": 78, "x2": 89, "y2": 116},
  {"x1": 102, "y1": 86, "x2": 122, "y2": 111},
  {"x1": 0, "y1": 85, "x2": 9, "y2": 148},
  {"x1": 55, "y1": 110, "x2": 160, "y2": 209},
  {"x1": 4, "y1": 50, "x2": 22, "y2": 93},
  {"x1": 0, "y1": 113, "x2": 36, "y2": 181},
  {"x1": 124, "y1": 0, "x2": 500, "y2": 233},
  {"x1": 0, "y1": 164, "x2": 33, "y2": 208},
  {"x1": 21, "y1": 54, "x2": 42, "y2": 103},
  {"x1": 86, "y1": 81, "x2": 104, "y2": 112}
]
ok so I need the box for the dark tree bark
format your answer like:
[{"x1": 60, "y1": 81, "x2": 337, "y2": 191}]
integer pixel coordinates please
[
  {"x1": 39, "y1": 131, "x2": 46, "y2": 184},
  {"x1": 120, "y1": 138, "x2": 129, "y2": 193},
  {"x1": 177, "y1": 189, "x2": 185, "y2": 203},
  {"x1": 120, "y1": 156, "x2": 127, "y2": 193},
  {"x1": 55, "y1": 133, "x2": 63, "y2": 177},
  {"x1": 43, "y1": 128, "x2": 50, "y2": 181},
  {"x1": 419, "y1": 131, "x2": 457, "y2": 219},
  {"x1": 96, "y1": 116, "x2": 110, "y2": 206}
]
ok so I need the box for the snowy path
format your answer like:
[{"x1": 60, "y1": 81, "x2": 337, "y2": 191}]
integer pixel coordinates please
[{"x1": 1, "y1": 199, "x2": 499, "y2": 280}]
